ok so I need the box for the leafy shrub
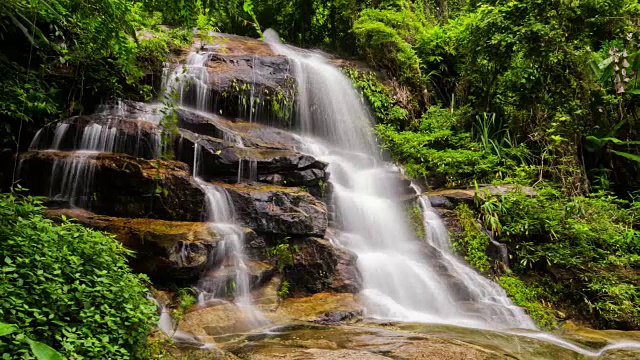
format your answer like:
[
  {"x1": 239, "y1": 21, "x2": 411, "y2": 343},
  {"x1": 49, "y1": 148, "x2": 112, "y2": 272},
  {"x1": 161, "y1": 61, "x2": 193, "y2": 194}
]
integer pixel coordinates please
[
  {"x1": 375, "y1": 112, "x2": 502, "y2": 186},
  {"x1": 482, "y1": 188, "x2": 640, "y2": 329},
  {"x1": 452, "y1": 204, "x2": 491, "y2": 273},
  {"x1": 353, "y1": 4, "x2": 427, "y2": 88},
  {"x1": 498, "y1": 276, "x2": 558, "y2": 329},
  {"x1": 0, "y1": 193, "x2": 157, "y2": 358},
  {"x1": 344, "y1": 68, "x2": 410, "y2": 128}
]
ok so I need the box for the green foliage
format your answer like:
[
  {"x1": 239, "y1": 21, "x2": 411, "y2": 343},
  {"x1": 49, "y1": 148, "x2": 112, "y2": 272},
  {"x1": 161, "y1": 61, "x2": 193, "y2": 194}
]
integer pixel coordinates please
[
  {"x1": 375, "y1": 106, "x2": 507, "y2": 186},
  {"x1": 0, "y1": 0, "x2": 193, "y2": 148},
  {"x1": 349, "y1": 0, "x2": 640, "y2": 195},
  {"x1": 452, "y1": 204, "x2": 491, "y2": 273},
  {"x1": 242, "y1": 0, "x2": 262, "y2": 38},
  {"x1": 481, "y1": 189, "x2": 640, "y2": 329},
  {"x1": 277, "y1": 280, "x2": 291, "y2": 299},
  {"x1": 407, "y1": 203, "x2": 426, "y2": 240},
  {"x1": 268, "y1": 238, "x2": 297, "y2": 272},
  {"x1": 0, "y1": 322, "x2": 64, "y2": 360},
  {"x1": 171, "y1": 288, "x2": 196, "y2": 326},
  {"x1": 0, "y1": 192, "x2": 157, "y2": 358},
  {"x1": 344, "y1": 67, "x2": 410, "y2": 128},
  {"x1": 353, "y1": 6, "x2": 425, "y2": 87},
  {"x1": 498, "y1": 276, "x2": 558, "y2": 329}
]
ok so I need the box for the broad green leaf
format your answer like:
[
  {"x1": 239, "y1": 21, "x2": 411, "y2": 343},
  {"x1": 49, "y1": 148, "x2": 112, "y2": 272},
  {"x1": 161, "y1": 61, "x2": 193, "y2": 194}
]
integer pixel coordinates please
[
  {"x1": 27, "y1": 339, "x2": 64, "y2": 360},
  {"x1": 612, "y1": 150, "x2": 640, "y2": 163},
  {"x1": 0, "y1": 322, "x2": 18, "y2": 336}
]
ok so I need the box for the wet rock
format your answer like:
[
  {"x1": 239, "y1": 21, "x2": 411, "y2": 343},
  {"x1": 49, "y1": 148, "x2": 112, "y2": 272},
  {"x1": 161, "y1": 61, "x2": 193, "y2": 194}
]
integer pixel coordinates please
[
  {"x1": 198, "y1": 260, "x2": 275, "y2": 299},
  {"x1": 427, "y1": 189, "x2": 476, "y2": 208},
  {"x1": 178, "y1": 301, "x2": 262, "y2": 337},
  {"x1": 174, "y1": 33, "x2": 295, "y2": 125},
  {"x1": 175, "y1": 130, "x2": 326, "y2": 187},
  {"x1": 17, "y1": 151, "x2": 205, "y2": 221},
  {"x1": 222, "y1": 323, "x2": 513, "y2": 360},
  {"x1": 29, "y1": 114, "x2": 161, "y2": 159},
  {"x1": 44, "y1": 208, "x2": 224, "y2": 286},
  {"x1": 176, "y1": 109, "x2": 302, "y2": 150},
  {"x1": 286, "y1": 238, "x2": 362, "y2": 295},
  {"x1": 215, "y1": 182, "x2": 328, "y2": 236},
  {"x1": 269, "y1": 292, "x2": 363, "y2": 323},
  {"x1": 428, "y1": 195, "x2": 455, "y2": 210},
  {"x1": 427, "y1": 185, "x2": 537, "y2": 209},
  {"x1": 313, "y1": 310, "x2": 362, "y2": 325}
]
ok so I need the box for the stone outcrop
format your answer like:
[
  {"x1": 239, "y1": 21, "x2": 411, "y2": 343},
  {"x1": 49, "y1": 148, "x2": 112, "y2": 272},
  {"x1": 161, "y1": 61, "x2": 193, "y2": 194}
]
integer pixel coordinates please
[
  {"x1": 176, "y1": 130, "x2": 326, "y2": 186},
  {"x1": 17, "y1": 151, "x2": 205, "y2": 221},
  {"x1": 176, "y1": 109, "x2": 302, "y2": 150},
  {"x1": 29, "y1": 113, "x2": 161, "y2": 159},
  {"x1": 44, "y1": 208, "x2": 224, "y2": 285},
  {"x1": 173, "y1": 34, "x2": 295, "y2": 124},
  {"x1": 427, "y1": 185, "x2": 537, "y2": 209},
  {"x1": 216, "y1": 182, "x2": 328, "y2": 236},
  {"x1": 286, "y1": 238, "x2": 362, "y2": 295}
]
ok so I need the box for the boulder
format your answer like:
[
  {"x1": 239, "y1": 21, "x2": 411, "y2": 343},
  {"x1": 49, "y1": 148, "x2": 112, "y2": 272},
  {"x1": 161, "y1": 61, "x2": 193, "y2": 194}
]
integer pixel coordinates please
[
  {"x1": 175, "y1": 129, "x2": 327, "y2": 187},
  {"x1": 427, "y1": 184, "x2": 536, "y2": 209},
  {"x1": 176, "y1": 109, "x2": 302, "y2": 150},
  {"x1": 286, "y1": 238, "x2": 362, "y2": 295},
  {"x1": 16, "y1": 151, "x2": 205, "y2": 221},
  {"x1": 197, "y1": 260, "x2": 276, "y2": 299},
  {"x1": 215, "y1": 182, "x2": 328, "y2": 236}
]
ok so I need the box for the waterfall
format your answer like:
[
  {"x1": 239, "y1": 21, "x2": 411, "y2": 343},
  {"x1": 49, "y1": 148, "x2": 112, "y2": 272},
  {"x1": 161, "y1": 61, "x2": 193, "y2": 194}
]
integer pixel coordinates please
[
  {"x1": 265, "y1": 29, "x2": 535, "y2": 330},
  {"x1": 186, "y1": 126, "x2": 263, "y2": 323}
]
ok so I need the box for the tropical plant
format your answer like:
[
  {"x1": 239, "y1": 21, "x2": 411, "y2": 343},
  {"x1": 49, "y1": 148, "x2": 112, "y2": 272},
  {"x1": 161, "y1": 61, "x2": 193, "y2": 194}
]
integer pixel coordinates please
[
  {"x1": 0, "y1": 192, "x2": 157, "y2": 358},
  {"x1": 0, "y1": 322, "x2": 63, "y2": 360}
]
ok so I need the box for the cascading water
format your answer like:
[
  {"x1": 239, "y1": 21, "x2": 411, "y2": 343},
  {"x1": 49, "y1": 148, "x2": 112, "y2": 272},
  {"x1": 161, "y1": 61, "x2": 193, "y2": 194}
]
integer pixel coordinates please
[
  {"x1": 163, "y1": 52, "x2": 212, "y2": 111},
  {"x1": 265, "y1": 29, "x2": 535, "y2": 330},
  {"x1": 174, "y1": 75, "x2": 264, "y2": 322}
]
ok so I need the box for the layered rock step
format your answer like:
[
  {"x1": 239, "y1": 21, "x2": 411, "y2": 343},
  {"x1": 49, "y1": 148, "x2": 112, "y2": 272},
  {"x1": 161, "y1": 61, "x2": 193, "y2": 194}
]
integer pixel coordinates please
[
  {"x1": 17, "y1": 151, "x2": 205, "y2": 221},
  {"x1": 169, "y1": 33, "x2": 295, "y2": 125}
]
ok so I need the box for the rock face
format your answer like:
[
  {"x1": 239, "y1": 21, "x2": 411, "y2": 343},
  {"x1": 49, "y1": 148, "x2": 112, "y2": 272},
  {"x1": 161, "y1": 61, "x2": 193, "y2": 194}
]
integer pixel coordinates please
[
  {"x1": 427, "y1": 185, "x2": 537, "y2": 209},
  {"x1": 286, "y1": 238, "x2": 362, "y2": 295},
  {"x1": 17, "y1": 151, "x2": 205, "y2": 221},
  {"x1": 45, "y1": 208, "x2": 221, "y2": 285},
  {"x1": 14, "y1": 33, "x2": 370, "y2": 340},
  {"x1": 174, "y1": 34, "x2": 295, "y2": 125},
  {"x1": 29, "y1": 114, "x2": 161, "y2": 159},
  {"x1": 217, "y1": 182, "x2": 328, "y2": 236}
]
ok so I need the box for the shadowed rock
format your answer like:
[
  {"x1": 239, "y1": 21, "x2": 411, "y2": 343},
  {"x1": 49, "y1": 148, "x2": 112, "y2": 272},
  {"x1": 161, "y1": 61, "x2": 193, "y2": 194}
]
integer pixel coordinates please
[
  {"x1": 16, "y1": 151, "x2": 205, "y2": 221},
  {"x1": 286, "y1": 238, "x2": 362, "y2": 295},
  {"x1": 214, "y1": 182, "x2": 328, "y2": 236},
  {"x1": 44, "y1": 208, "x2": 218, "y2": 285}
]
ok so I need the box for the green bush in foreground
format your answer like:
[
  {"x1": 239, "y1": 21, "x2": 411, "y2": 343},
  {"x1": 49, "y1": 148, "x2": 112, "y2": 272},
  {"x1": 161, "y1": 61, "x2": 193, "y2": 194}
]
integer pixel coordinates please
[{"x1": 0, "y1": 193, "x2": 157, "y2": 359}]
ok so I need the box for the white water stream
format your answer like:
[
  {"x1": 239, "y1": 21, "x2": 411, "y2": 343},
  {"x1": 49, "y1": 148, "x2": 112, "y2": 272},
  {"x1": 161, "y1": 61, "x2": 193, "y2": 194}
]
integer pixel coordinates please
[
  {"x1": 265, "y1": 29, "x2": 534, "y2": 330},
  {"x1": 263, "y1": 29, "x2": 640, "y2": 355}
]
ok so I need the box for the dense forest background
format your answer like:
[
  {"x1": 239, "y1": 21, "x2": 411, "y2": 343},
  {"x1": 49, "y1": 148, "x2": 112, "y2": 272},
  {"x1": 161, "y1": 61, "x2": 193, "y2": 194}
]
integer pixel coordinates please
[{"x1": 1, "y1": 0, "x2": 639, "y2": 358}]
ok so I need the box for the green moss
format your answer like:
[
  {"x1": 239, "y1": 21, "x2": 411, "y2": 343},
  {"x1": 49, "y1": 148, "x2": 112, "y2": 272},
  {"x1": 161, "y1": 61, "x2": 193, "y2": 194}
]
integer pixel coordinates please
[
  {"x1": 407, "y1": 203, "x2": 426, "y2": 240},
  {"x1": 498, "y1": 276, "x2": 558, "y2": 329},
  {"x1": 452, "y1": 204, "x2": 491, "y2": 273}
]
